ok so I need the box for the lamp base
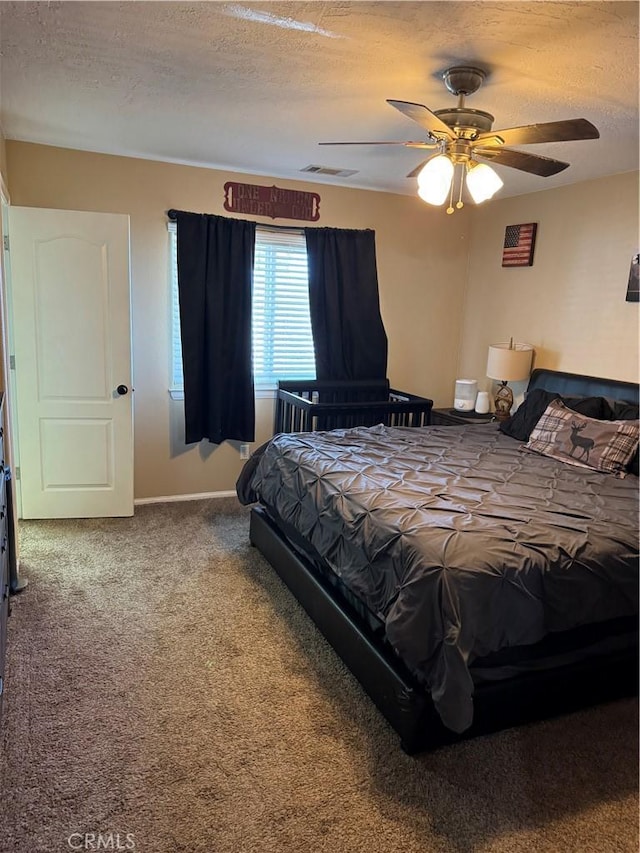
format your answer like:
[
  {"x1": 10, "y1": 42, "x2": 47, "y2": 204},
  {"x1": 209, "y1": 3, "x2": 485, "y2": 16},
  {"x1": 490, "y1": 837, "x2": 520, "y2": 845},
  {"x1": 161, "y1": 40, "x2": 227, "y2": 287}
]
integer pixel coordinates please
[{"x1": 494, "y1": 382, "x2": 514, "y2": 421}]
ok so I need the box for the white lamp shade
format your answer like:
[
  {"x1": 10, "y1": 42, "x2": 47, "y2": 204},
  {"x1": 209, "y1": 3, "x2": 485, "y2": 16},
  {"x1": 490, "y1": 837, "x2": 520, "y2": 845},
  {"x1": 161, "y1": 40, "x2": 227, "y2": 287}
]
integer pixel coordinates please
[
  {"x1": 486, "y1": 342, "x2": 533, "y2": 382},
  {"x1": 466, "y1": 163, "x2": 504, "y2": 203},
  {"x1": 417, "y1": 155, "x2": 454, "y2": 205}
]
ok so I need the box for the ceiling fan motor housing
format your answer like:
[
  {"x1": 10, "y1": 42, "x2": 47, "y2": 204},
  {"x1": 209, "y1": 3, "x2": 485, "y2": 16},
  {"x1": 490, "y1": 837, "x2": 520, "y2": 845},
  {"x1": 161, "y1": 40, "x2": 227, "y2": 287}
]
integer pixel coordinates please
[{"x1": 434, "y1": 107, "x2": 495, "y2": 137}]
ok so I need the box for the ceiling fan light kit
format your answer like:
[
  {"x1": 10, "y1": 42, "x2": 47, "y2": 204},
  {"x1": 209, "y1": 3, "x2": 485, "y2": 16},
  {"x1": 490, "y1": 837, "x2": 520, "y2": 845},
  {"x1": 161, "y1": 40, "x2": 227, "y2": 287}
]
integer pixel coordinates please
[
  {"x1": 416, "y1": 155, "x2": 454, "y2": 205},
  {"x1": 320, "y1": 64, "x2": 600, "y2": 214},
  {"x1": 466, "y1": 162, "x2": 504, "y2": 204},
  {"x1": 417, "y1": 156, "x2": 504, "y2": 212}
]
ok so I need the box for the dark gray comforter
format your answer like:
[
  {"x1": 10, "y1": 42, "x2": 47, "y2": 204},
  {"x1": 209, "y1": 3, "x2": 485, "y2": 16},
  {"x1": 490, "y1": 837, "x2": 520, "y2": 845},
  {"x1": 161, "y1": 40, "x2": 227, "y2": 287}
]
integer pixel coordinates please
[{"x1": 237, "y1": 423, "x2": 639, "y2": 732}]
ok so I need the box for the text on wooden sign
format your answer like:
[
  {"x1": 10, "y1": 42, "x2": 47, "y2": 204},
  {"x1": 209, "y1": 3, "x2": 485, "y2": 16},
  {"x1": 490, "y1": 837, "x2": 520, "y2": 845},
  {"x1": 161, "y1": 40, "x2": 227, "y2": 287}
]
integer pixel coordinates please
[{"x1": 224, "y1": 182, "x2": 320, "y2": 221}]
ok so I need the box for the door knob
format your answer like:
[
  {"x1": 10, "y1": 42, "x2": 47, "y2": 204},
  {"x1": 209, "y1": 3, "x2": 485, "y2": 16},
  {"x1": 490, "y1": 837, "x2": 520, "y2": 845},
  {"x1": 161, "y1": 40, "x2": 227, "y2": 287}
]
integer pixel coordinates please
[{"x1": 116, "y1": 384, "x2": 129, "y2": 396}]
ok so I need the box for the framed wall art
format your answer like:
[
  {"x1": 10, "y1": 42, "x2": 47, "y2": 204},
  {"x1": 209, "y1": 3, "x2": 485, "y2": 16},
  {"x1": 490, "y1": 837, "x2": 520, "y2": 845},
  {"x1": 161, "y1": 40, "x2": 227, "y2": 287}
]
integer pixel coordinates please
[
  {"x1": 625, "y1": 252, "x2": 639, "y2": 302},
  {"x1": 502, "y1": 223, "x2": 537, "y2": 267}
]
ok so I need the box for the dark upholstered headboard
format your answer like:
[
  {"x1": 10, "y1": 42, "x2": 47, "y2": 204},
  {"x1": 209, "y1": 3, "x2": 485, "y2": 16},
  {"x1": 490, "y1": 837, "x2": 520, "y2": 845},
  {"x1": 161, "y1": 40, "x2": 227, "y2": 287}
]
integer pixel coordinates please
[{"x1": 527, "y1": 368, "x2": 639, "y2": 404}]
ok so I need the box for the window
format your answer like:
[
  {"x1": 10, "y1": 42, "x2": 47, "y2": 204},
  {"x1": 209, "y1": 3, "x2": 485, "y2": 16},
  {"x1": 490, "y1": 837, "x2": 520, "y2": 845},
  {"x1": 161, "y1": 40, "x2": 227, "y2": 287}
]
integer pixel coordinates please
[
  {"x1": 169, "y1": 223, "x2": 315, "y2": 395},
  {"x1": 168, "y1": 224, "x2": 183, "y2": 391},
  {"x1": 253, "y1": 228, "x2": 315, "y2": 385}
]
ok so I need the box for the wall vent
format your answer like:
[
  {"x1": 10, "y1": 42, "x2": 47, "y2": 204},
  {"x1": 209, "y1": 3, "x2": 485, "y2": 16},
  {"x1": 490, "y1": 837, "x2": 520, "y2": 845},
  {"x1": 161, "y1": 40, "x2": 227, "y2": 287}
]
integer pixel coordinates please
[{"x1": 301, "y1": 165, "x2": 358, "y2": 178}]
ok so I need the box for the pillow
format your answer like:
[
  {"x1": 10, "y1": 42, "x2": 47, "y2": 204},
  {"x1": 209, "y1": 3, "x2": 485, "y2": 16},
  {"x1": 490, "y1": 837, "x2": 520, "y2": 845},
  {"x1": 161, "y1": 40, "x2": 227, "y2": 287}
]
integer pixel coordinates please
[
  {"x1": 609, "y1": 401, "x2": 640, "y2": 476},
  {"x1": 499, "y1": 388, "x2": 613, "y2": 442},
  {"x1": 524, "y1": 399, "x2": 640, "y2": 475}
]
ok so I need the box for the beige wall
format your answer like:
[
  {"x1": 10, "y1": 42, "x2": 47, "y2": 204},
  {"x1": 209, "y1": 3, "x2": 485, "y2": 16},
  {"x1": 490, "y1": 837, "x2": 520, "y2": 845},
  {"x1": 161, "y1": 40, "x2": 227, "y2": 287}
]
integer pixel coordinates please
[
  {"x1": 0, "y1": 128, "x2": 6, "y2": 182},
  {"x1": 0, "y1": 125, "x2": 9, "y2": 395},
  {"x1": 5, "y1": 142, "x2": 469, "y2": 499},
  {"x1": 458, "y1": 172, "x2": 640, "y2": 398},
  {"x1": 5, "y1": 141, "x2": 637, "y2": 501}
]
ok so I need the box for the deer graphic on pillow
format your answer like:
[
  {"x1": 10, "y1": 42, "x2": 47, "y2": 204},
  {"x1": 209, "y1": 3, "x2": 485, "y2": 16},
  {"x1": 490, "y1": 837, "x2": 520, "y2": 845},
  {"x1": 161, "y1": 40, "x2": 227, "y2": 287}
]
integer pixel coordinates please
[{"x1": 569, "y1": 421, "x2": 596, "y2": 461}]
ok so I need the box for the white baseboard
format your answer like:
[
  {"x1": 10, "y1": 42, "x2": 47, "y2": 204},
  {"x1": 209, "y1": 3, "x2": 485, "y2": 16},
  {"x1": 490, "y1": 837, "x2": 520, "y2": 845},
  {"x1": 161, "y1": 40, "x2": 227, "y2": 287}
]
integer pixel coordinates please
[{"x1": 134, "y1": 490, "x2": 238, "y2": 506}]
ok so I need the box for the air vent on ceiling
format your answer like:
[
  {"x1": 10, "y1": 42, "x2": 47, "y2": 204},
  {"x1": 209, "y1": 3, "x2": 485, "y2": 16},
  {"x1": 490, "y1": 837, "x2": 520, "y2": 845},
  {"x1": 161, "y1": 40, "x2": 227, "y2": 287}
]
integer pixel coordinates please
[{"x1": 301, "y1": 165, "x2": 358, "y2": 178}]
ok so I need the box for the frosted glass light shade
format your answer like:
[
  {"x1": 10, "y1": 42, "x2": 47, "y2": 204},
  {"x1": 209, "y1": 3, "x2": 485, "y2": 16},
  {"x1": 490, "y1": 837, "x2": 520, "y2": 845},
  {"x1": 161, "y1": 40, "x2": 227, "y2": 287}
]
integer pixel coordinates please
[
  {"x1": 486, "y1": 342, "x2": 533, "y2": 382},
  {"x1": 416, "y1": 155, "x2": 454, "y2": 205},
  {"x1": 466, "y1": 163, "x2": 504, "y2": 203}
]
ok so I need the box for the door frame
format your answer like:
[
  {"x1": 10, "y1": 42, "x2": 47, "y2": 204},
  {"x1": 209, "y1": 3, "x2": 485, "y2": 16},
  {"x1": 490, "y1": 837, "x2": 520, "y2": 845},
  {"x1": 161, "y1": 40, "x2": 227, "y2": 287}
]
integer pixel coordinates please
[{"x1": 0, "y1": 176, "x2": 22, "y2": 520}]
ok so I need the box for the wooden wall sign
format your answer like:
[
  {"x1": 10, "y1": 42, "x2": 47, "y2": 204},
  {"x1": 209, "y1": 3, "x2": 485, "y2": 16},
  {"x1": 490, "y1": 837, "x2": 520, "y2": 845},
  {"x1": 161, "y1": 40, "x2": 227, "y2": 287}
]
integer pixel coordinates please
[{"x1": 224, "y1": 182, "x2": 320, "y2": 221}]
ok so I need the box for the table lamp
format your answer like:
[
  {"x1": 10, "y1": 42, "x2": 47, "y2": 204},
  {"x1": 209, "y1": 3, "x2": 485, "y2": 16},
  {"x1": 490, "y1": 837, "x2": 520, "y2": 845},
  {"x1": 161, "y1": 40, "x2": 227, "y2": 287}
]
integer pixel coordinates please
[{"x1": 486, "y1": 340, "x2": 534, "y2": 421}]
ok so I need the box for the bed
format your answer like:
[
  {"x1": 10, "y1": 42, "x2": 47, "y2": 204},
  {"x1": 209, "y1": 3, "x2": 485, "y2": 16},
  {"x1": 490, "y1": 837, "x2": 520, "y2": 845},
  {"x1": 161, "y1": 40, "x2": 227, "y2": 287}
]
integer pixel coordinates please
[{"x1": 237, "y1": 369, "x2": 639, "y2": 752}]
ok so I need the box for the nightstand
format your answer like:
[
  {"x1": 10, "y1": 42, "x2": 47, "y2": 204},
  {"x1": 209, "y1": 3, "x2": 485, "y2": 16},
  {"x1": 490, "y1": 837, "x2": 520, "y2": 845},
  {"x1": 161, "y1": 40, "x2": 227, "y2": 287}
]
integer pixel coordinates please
[{"x1": 431, "y1": 408, "x2": 495, "y2": 426}]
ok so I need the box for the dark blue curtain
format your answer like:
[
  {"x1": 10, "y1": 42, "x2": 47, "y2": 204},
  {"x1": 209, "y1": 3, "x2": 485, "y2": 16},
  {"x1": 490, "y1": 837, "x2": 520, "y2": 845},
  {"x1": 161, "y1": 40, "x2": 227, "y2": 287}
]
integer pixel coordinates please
[
  {"x1": 304, "y1": 227, "x2": 388, "y2": 381},
  {"x1": 175, "y1": 211, "x2": 256, "y2": 444}
]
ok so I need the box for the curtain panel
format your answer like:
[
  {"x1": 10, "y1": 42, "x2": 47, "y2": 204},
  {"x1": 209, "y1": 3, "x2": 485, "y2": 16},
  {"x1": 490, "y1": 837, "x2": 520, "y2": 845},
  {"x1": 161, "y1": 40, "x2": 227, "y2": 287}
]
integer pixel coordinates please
[
  {"x1": 304, "y1": 227, "x2": 388, "y2": 381},
  {"x1": 175, "y1": 211, "x2": 256, "y2": 444}
]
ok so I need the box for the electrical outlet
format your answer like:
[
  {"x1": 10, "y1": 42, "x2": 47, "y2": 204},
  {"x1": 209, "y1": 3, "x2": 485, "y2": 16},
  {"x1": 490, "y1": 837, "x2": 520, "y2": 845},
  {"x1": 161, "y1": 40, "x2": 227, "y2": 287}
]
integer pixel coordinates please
[{"x1": 240, "y1": 443, "x2": 251, "y2": 460}]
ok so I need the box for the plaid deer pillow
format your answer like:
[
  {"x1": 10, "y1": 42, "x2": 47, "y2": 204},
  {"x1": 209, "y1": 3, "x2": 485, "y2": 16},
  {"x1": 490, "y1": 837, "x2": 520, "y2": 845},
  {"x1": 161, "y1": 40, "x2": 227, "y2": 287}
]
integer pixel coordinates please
[{"x1": 524, "y1": 399, "x2": 640, "y2": 476}]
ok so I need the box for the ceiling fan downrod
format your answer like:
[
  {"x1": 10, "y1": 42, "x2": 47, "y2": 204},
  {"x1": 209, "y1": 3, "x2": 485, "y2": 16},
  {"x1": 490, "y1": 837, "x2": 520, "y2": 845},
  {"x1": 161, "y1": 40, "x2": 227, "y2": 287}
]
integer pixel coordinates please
[{"x1": 436, "y1": 66, "x2": 495, "y2": 138}]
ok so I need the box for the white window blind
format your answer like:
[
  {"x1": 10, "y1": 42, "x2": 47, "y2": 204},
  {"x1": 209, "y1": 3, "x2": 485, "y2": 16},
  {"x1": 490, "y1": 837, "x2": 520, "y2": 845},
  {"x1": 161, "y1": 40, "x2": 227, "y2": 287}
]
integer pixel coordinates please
[
  {"x1": 253, "y1": 227, "x2": 315, "y2": 384},
  {"x1": 169, "y1": 223, "x2": 315, "y2": 393},
  {"x1": 168, "y1": 223, "x2": 183, "y2": 391}
]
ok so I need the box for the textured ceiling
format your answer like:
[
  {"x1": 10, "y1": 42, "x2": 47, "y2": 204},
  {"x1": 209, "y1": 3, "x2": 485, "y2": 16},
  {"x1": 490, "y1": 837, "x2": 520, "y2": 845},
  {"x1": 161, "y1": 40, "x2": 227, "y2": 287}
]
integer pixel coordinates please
[{"x1": 0, "y1": 1, "x2": 638, "y2": 199}]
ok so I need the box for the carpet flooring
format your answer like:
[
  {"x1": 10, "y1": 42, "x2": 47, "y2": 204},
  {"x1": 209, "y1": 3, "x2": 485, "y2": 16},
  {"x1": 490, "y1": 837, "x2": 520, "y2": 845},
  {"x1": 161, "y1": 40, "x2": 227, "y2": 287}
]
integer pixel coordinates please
[{"x1": 0, "y1": 498, "x2": 637, "y2": 853}]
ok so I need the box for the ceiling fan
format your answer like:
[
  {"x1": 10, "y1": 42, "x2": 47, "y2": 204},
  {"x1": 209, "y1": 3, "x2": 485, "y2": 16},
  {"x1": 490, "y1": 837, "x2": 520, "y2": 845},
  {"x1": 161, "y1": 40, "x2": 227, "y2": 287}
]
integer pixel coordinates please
[{"x1": 320, "y1": 65, "x2": 600, "y2": 213}]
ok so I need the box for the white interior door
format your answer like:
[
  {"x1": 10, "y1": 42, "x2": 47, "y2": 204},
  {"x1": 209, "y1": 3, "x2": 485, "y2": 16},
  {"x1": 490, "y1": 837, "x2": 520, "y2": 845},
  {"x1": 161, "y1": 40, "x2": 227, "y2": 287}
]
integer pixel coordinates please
[{"x1": 8, "y1": 206, "x2": 133, "y2": 518}]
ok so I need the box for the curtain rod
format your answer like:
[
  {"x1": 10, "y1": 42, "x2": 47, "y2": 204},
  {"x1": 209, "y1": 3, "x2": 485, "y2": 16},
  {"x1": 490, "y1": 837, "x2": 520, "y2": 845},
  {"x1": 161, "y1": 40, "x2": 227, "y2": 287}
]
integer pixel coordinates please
[{"x1": 165, "y1": 209, "x2": 307, "y2": 232}]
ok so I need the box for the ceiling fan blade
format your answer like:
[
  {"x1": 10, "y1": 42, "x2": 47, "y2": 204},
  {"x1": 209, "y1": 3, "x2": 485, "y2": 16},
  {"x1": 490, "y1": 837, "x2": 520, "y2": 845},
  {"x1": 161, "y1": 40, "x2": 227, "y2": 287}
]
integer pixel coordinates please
[
  {"x1": 475, "y1": 118, "x2": 599, "y2": 147},
  {"x1": 387, "y1": 100, "x2": 456, "y2": 141},
  {"x1": 474, "y1": 147, "x2": 570, "y2": 176},
  {"x1": 318, "y1": 141, "x2": 435, "y2": 148},
  {"x1": 406, "y1": 158, "x2": 436, "y2": 179}
]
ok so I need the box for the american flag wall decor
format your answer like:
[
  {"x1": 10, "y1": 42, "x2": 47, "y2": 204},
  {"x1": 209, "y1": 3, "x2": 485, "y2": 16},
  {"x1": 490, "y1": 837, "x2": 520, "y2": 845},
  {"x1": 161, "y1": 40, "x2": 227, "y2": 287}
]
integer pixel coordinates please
[
  {"x1": 626, "y1": 252, "x2": 639, "y2": 302},
  {"x1": 502, "y1": 223, "x2": 537, "y2": 267}
]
